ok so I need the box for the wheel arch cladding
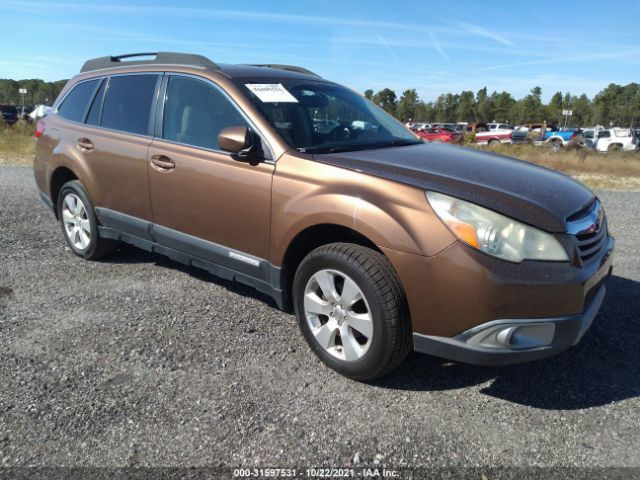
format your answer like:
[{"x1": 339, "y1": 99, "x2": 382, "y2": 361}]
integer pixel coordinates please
[{"x1": 279, "y1": 224, "x2": 382, "y2": 312}]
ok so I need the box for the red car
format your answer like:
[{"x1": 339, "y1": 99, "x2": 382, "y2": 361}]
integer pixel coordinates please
[{"x1": 414, "y1": 127, "x2": 462, "y2": 144}]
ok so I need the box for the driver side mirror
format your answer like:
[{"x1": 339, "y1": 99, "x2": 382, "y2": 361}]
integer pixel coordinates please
[{"x1": 218, "y1": 126, "x2": 261, "y2": 165}]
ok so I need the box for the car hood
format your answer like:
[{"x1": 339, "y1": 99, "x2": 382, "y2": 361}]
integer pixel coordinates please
[{"x1": 313, "y1": 142, "x2": 594, "y2": 232}]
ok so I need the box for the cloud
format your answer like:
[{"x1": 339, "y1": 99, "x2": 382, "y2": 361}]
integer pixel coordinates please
[
  {"x1": 374, "y1": 33, "x2": 398, "y2": 60},
  {"x1": 429, "y1": 33, "x2": 450, "y2": 64},
  {"x1": 455, "y1": 22, "x2": 514, "y2": 47},
  {"x1": 480, "y1": 50, "x2": 640, "y2": 71}
]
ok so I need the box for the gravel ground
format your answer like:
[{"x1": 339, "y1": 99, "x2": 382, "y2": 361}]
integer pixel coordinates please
[{"x1": 0, "y1": 165, "x2": 639, "y2": 471}]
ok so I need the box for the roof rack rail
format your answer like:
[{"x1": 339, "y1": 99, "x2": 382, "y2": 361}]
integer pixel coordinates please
[
  {"x1": 251, "y1": 64, "x2": 319, "y2": 77},
  {"x1": 80, "y1": 52, "x2": 219, "y2": 73}
]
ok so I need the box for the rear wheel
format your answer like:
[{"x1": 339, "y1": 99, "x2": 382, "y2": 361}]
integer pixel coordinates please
[
  {"x1": 608, "y1": 143, "x2": 622, "y2": 153},
  {"x1": 549, "y1": 139, "x2": 563, "y2": 152},
  {"x1": 488, "y1": 138, "x2": 500, "y2": 145},
  {"x1": 293, "y1": 243, "x2": 411, "y2": 381},
  {"x1": 57, "y1": 180, "x2": 117, "y2": 259}
]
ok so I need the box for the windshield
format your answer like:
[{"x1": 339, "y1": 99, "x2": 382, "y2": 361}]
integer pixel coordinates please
[{"x1": 235, "y1": 78, "x2": 421, "y2": 154}]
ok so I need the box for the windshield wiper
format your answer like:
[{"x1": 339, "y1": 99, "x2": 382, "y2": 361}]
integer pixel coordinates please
[
  {"x1": 366, "y1": 140, "x2": 423, "y2": 149},
  {"x1": 299, "y1": 140, "x2": 422, "y2": 155}
]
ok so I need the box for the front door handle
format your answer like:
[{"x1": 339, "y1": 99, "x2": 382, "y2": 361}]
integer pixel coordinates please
[
  {"x1": 76, "y1": 138, "x2": 94, "y2": 152},
  {"x1": 150, "y1": 154, "x2": 175, "y2": 171}
]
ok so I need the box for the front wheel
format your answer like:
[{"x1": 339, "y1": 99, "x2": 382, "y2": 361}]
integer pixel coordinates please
[
  {"x1": 57, "y1": 180, "x2": 117, "y2": 259},
  {"x1": 293, "y1": 243, "x2": 411, "y2": 381}
]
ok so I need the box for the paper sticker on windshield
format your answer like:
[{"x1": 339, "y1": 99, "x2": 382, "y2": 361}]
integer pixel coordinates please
[{"x1": 245, "y1": 84, "x2": 298, "y2": 103}]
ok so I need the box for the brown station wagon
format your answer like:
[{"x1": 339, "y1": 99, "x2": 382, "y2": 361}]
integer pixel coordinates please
[{"x1": 34, "y1": 52, "x2": 614, "y2": 380}]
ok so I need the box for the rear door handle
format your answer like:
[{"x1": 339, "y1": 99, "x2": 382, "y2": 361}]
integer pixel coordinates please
[
  {"x1": 150, "y1": 154, "x2": 175, "y2": 171},
  {"x1": 76, "y1": 138, "x2": 94, "y2": 152}
]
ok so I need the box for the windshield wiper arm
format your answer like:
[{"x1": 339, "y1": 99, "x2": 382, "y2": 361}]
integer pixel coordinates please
[{"x1": 299, "y1": 140, "x2": 422, "y2": 154}]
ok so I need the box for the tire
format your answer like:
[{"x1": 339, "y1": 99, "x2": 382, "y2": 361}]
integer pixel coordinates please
[
  {"x1": 57, "y1": 180, "x2": 117, "y2": 259},
  {"x1": 488, "y1": 139, "x2": 500, "y2": 145},
  {"x1": 293, "y1": 243, "x2": 411, "y2": 381},
  {"x1": 549, "y1": 139, "x2": 562, "y2": 152}
]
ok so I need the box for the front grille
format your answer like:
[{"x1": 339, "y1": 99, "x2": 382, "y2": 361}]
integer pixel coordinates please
[
  {"x1": 566, "y1": 200, "x2": 608, "y2": 263},
  {"x1": 576, "y1": 215, "x2": 608, "y2": 262}
]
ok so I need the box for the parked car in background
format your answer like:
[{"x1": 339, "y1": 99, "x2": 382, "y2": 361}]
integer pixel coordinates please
[
  {"x1": 592, "y1": 128, "x2": 639, "y2": 153},
  {"x1": 0, "y1": 104, "x2": 19, "y2": 125},
  {"x1": 473, "y1": 122, "x2": 513, "y2": 145},
  {"x1": 414, "y1": 126, "x2": 462, "y2": 144},
  {"x1": 539, "y1": 127, "x2": 584, "y2": 151},
  {"x1": 29, "y1": 104, "x2": 54, "y2": 122},
  {"x1": 432, "y1": 122, "x2": 457, "y2": 131},
  {"x1": 20, "y1": 105, "x2": 35, "y2": 121},
  {"x1": 412, "y1": 122, "x2": 430, "y2": 131},
  {"x1": 487, "y1": 123, "x2": 514, "y2": 131}
]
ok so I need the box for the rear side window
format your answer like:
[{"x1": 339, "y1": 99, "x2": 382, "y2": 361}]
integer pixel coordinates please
[
  {"x1": 162, "y1": 75, "x2": 248, "y2": 150},
  {"x1": 58, "y1": 80, "x2": 99, "y2": 123},
  {"x1": 85, "y1": 79, "x2": 106, "y2": 126},
  {"x1": 101, "y1": 75, "x2": 159, "y2": 136},
  {"x1": 599, "y1": 131, "x2": 611, "y2": 138}
]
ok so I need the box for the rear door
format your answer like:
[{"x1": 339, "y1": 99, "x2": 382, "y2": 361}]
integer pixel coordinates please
[
  {"x1": 147, "y1": 74, "x2": 274, "y2": 261},
  {"x1": 82, "y1": 73, "x2": 160, "y2": 233},
  {"x1": 595, "y1": 130, "x2": 611, "y2": 151}
]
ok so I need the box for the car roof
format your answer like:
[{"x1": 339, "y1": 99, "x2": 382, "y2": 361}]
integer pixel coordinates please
[
  {"x1": 216, "y1": 64, "x2": 322, "y2": 81},
  {"x1": 78, "y1": 52, "x2": 323, "y2": 82}
]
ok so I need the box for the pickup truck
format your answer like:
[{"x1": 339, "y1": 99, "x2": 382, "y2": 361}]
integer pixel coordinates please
[
  {"x1": 535, "y1": 127, "x2": 584, "y2": 151},
  {"x1": 472, "y1": 122, "x2": 514, "y2": 145}
]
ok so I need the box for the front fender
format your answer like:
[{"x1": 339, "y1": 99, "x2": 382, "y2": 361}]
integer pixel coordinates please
[{"x1": 270, "y1": 155, "x2": 456, "y2": 265}]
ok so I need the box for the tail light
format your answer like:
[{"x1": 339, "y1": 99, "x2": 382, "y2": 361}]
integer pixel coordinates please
[
  {"x1": 571, "y1": 132, "x2": 577, "y2": 139},
  {"x1": 35, "y1": 119, "x2": 46, "y2": 138}
]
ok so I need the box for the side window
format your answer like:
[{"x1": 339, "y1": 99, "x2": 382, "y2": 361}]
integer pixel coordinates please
[
  {"x1": 85, "y1": 79, "x2": 106, "y2": 126},
  {"x1": 162, "y1": 75, "x2": 249, "y2": 150},
  {"x1": 57, "y1": 79, "x2": 99, "y2": 123},
  {"x1": 101, "y1": 75, "x2": 159, "y2": 135},
  {"x1": 599, "y1": 131, "x2": 611, "y2": 139}
]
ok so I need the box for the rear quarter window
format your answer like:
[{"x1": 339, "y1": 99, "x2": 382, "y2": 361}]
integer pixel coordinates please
[
  {"x1": 101, "y1": 75, "x2": 159, "y2": 136},
  {"x1": 57, "y1": 80, "x2": 99, "y2": 123}
]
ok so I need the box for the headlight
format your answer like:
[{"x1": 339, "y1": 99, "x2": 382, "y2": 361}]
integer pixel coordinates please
[{"x1": 426, "y1": 191, "x2": 569, "y2": 263}]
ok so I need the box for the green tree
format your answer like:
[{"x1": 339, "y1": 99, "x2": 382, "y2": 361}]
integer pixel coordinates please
[
  {"x1": 396, "y1": 89, "x2": 420, "y2": 122},
  {"x1": 546, "y1": 91, "x2": 563, "y2": 125},
  {"x1": 364, "y1": 89, "x2": 374, "y2": 101},
  {"x1": 521, "y1": 86, "x2": 544, "y2": 122},
  {"x1": 492, "y1": 91, "x2": 515, "y2": 123},
  {"x1": 372, "y1": 88, "x2": 398, "y2": 115},
  {"x1": 456, "y1": 90, "x2": 475, "y2": 122},
  {"x1": 475, "y1": 87, "x2": 493, "y2": 122}
]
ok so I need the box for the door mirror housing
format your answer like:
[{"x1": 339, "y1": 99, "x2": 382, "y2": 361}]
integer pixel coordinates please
[{"x1": 218, "y1": 126, "x2": 261, "y2": 165}]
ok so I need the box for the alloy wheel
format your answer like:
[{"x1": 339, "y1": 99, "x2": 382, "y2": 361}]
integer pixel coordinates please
[
  {"x1": 303, "y1": 269, "x2": 373, "y2": 362},
  {"x1": 61, "y1": 193, "x2": 91, "y2": 250}
]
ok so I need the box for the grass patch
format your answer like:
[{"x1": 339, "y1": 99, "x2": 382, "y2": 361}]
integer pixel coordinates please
[
  {"x1": 0, "y1": 121, "x2": 35, "y2": 166},
  {"x1": 470, "y1": 143, "x2": 640, "y2": 190}
]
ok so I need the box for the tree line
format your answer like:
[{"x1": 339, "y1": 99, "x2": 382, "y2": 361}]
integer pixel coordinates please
[
  {"x1": 1, "y1": 77, "x2": 639, "y2": 128},
  {"x1": 365, "y1": 83, "x2": 640, "y2": 128},
  {"x1": 0, "y1": 79, "x2": 67, "y2": 106}
]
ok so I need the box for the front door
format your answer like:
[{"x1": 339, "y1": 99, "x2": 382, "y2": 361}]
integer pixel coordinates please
[{"x1": 147, "y1": 74, "x2": 274, "y2": 262}]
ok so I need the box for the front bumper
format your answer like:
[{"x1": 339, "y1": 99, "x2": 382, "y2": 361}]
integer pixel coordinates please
[{"x1": 413, "y1": 281, "x2": 609, "y2": 365}]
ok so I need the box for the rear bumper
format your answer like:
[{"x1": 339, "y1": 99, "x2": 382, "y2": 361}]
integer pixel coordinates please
[{"x1": 413, "y1": 274, "x2": 610, "y2": 366}]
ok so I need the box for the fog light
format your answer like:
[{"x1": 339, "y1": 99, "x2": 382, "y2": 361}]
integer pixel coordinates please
[
  {"x1": 496, "y1": 327, "x2": 518, "y2": 346},
  {"x1": 465, "y1": 322, "x2": 556, "y2": 349}
]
